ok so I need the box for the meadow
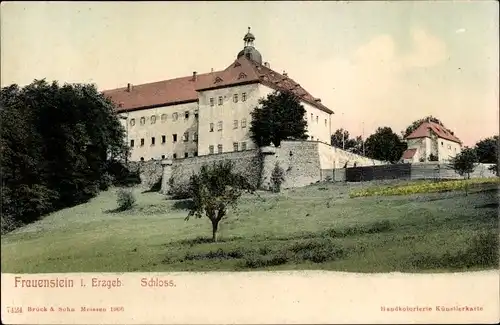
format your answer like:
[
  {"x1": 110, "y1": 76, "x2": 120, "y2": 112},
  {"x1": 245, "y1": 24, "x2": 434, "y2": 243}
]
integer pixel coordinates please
[{"x1": 1, "y1": 179, "x2": 498, "y2": 273}]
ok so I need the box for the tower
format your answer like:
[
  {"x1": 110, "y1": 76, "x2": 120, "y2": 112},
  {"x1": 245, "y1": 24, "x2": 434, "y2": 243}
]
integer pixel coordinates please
[{"x1": 237, "y1": 27, "x2": 263, "y2": 65}]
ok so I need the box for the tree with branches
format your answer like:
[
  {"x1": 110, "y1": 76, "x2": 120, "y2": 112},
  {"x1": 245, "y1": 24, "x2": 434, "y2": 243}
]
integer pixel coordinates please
[{"x1": 185, "y1": 161, "x2": 254, "y2": 242}]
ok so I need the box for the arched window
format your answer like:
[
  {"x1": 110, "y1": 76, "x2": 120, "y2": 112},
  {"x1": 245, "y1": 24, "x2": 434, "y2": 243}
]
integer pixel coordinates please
[
  {"x1": 161, "y1": 114, "x2": 168, "y2": 122},
  {"x1": 130, "y1": 118, "x2": 136, "y2": 126},
  {"x1": 140, "y1": 117, "x2": 145, "y2": 125},
  {"x1": 151, "y1": 115, "x2": 157, "y2": 124}
]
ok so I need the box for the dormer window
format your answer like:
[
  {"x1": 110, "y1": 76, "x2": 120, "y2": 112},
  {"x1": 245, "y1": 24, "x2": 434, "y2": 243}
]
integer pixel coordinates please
[
  {"x1": 234, "y1": 62, "x2": 241, "y2": 67},
  {"x1": 238, "y1": 72, "x2": 247, "y2": 79},
  {"x1": 214, "y1": 76, "x2": 223, "y2": 83}
]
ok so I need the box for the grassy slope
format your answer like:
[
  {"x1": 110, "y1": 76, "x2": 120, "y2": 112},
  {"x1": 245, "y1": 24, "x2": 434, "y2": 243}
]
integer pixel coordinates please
[{"x1": 1, "y1": 181, "x2": 498, "y2": 273}]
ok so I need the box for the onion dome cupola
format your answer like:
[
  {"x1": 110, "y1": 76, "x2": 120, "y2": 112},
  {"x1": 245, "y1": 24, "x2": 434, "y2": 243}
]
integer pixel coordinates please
[{"x1": 237, "y1": 27, "x2": 262, "y2": 65}]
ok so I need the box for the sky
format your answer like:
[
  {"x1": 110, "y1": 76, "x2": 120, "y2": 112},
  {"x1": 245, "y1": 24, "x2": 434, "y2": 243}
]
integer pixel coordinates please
[{"x1": 1, "y1": 1, "x2": 498, "y2": 146}]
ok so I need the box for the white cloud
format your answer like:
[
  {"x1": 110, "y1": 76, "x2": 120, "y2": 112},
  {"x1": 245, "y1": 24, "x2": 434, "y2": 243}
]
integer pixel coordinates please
[
  {"x1": 455, "y1": 28, "x2": 466, "y2": 34},
  {"x1": 401, "y1": 28, "x2": 448, "y2": 68}
]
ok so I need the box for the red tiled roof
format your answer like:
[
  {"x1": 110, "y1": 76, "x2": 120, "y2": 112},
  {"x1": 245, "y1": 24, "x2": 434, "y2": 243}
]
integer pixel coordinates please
[
  {"x1": 102, "y1": 72, "x2": 220, "y2": 112},
  {"x1": 103, "y1": 56, "x2": 333, "y2": 114},
  {"x1": 402, "y1": 148, "x2": 417, "y2": 159},
  {"x1": 406, "y1": 121, "x2": 461, "y2": 144}
]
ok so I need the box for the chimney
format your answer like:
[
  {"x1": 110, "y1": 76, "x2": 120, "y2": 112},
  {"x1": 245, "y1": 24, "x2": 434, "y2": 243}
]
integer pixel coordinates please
[
  {"x1": 283, "y1": 71, "x2": 288, "y2": 77},
  {"x1": 315, "y1": 98, "x2": 321, "y2": 103},
  {"x1": 264, "y1": 62, "x2": 270, "y2": 68},
  {"x1": 211, "y1": 68, "x2": 214, "y2": 73},
  {"x1": 192, "y1": 71, "x2": 197, "y2": 81},
  {"x1": 127, "y1": 83, "x2": 132, "y2": 92}
]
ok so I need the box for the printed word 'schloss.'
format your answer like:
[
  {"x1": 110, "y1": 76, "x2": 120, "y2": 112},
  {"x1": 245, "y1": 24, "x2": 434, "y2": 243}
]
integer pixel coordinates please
[{"x1": 13, "y1": 276, "x2": 176, "y2": 289}]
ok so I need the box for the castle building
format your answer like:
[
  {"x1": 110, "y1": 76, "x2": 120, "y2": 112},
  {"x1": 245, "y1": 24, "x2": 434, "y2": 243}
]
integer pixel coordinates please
[
  {"x1": 103, "y1": 28, "x2": 334, "y2": 161},
  {"x1": 401, "y1": 120, "x2": 462, "y2": 163}
]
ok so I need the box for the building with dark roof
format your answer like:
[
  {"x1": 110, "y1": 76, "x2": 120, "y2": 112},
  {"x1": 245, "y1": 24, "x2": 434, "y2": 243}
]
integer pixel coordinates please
[{"x1": 103, "y1": 28, "x2": 333, "y2": 161}]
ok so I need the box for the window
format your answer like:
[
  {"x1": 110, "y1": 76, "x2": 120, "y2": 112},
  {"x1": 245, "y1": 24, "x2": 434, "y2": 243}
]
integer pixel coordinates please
[
  {"x1": 161, "y1": 114, "x2": 168, "y2": 122},
  {"x1": 241, "y1": 142, "x2": 247, "y2": 150},
  {"x1": 217, "y1": 144, "x2": 223, "y2": 153},
  {"x1": 311, "y1": 136, "x2": 314, "y2": 140},
  {"x1": 193, "y1": 132, "x2": 198, "y2": 142},
  {"x1": 140, "y1": 117, "x2": 145, "y2": 125},
  {"x1": 233, "y1": 94, "x2": 239, "y2": 103},
  {"x1": 316, "y1": 116, "x2": 318, "y2": 123},
  {"x1": 233, "y1": 142, "x2": 239, "y2": 151},
  {"x1": 441, "y1": 141, "x2": 444, "y2": 146},
  {"x1": 209, "y1": 123, "x2": 214, "y2": 132},
  {"x1": 242, "y1": 93, "x2": 247, "y2": 102},
  {"x1": 151, "y1": 115, "x2": 156, "y2": 124},
  {"x1": 173, "y1": 153, "x2": 177, "y2": 159},
  {"x1": 185, "y1": 111, "x2": 189, "y2": 119},
  {"x1": 218, "y1": 96, "x2": 223, "y2": 105},
  {"x1": 184, "y1": 152, "x2": 189, "y2": 158},
  {"x1": 325, "y1": 119, "x2": 327, "y2": 126},
  {"x1": 130, "y1": 119, "x2": 136, "y2": 126},
  {"x1": 162, "y1": 135, "x2": 166, "y2": 144},
  {"x1": 194, "y1": 111, "x2": 199, "y2": 119},
  {"x1": 311, "y1": 113, "x2": 313, "y2": 120},
  {"x1": 130, "y1": 139, "x2": 134, "y2": 147},
  {"x1": 140, "y1": 157, "x2": 144, "y2": 161},
  {"x1": 217, "y1": 121, "x2": 223, "y2": 131},
  {"x1": 241, "y1": 118, "x2": 247, "y2": 128},
  {"x1": 447, "y1": 144, "x2": 451, "y2": 149},
  {"x1": 173, "y1": 134, "x2": 177, "y2": 142},
  {"x1": 194, "y1": 151, "x2": 198, "y2": 157},
  {"x1": 172, "y1": 113, "x2": 178, "y2": 121},
  {"x1": 183, "y1": 132, "x2": 189, "y2": 142},
  {"x1": 210, "y1": 98, "x2": 215, "y2": 107},
  {"x1": 151, "y1": 137, "x2": 155, "y2": 145},
  {"x1": 140, "y1": 138, "x2": 145, "y2": 146},
  {"x1": 209, "y1": 145, "x2": 214, "y2": 154},
  {"x1": 233, "y1": 120, "x2": 238, "y2": 129},
  {"x1": 161, "y1": 155, "x2": 165, "y2": 159}
]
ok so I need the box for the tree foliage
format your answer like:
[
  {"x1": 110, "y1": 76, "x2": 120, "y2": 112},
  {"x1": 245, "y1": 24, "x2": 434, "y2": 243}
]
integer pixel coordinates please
[
  {"x1": 1, "y1": 79, "x2": 128, "y2": 231},
  {"x1": 250, "y1": 90, "x2": 308, "y2": 147},
  {"x1": 185, "y1": 161, "x2": 254, "y2": 242},
  {"x1": 474, "y1": 136, "x2": 498, "y2": 164},
  {"x1": 364, "y1": 127, "x2": 407, "y2": 163},
  {"x1": 449, "y1": 148, "x2": 478, "y2": 179},
  {"x1": 330, "y1": 129, "x2": 364, "y2": 154}
]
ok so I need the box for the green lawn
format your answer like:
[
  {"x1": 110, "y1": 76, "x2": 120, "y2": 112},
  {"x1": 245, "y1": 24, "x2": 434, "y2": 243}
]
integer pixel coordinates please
[{"x1": 1, "y1": 180, "x2": 498, "y2": 273}]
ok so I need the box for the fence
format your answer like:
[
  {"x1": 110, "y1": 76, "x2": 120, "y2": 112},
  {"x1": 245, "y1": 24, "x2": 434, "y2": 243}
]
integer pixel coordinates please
[{"x1": 324, "y1": 163, "x2": 497, "y2": 182}]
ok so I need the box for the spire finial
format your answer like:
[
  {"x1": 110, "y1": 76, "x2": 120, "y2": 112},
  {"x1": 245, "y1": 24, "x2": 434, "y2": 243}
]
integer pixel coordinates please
[{"x1": 248, "y1": 26, "x2": 251, "y2": 33}]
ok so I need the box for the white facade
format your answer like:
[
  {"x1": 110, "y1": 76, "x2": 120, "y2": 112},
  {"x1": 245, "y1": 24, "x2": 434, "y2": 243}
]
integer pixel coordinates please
[
  {"x1": 119, "y1": 101, "x2": 199, "y2": 161},
  {"x1": 405, "y1": 135, "x2": 461, "y2": 163},
  {"x1": 120, "y1": 82, "x2": 332, "y2": 161}
]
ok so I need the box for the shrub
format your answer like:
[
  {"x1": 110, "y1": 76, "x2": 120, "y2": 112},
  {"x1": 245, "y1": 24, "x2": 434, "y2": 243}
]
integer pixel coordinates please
[
  {"x1": 168, "y1": 179, "x2": 192, "y2": 199},
  {"x1": 99, "y1": 172, "x2": 114, "y2": 191},
  {"x1": 1, "y1": 214, "x2": 22, "y2": 235},
  {"x1": 116, "y1": 188, "x2": 136, "y2": 211},
  {"x1": 270, "y1": 162, "x2": 285, "y2": 193},
  {"x1": 428, "y1": 154, "x2": 439, "y2": 161}
]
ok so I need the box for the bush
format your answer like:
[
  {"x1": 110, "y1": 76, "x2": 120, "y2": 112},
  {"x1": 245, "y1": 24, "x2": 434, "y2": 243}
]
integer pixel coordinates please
[
  {"x1": 270, "y1": 162, "x2": 285, "y2": 193},
  {"x1": 1, "y1": 214, "x2": 22, "y2": 235},
  {"x1": 168, "y1": 178, "x2": 192, "y2": 199},
  {"x1": 99, "y1": 172, "x2": 114, "y2": 191},
  {"x1": 116, "y1": 188, "x2": 136, "y2": 211}
]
